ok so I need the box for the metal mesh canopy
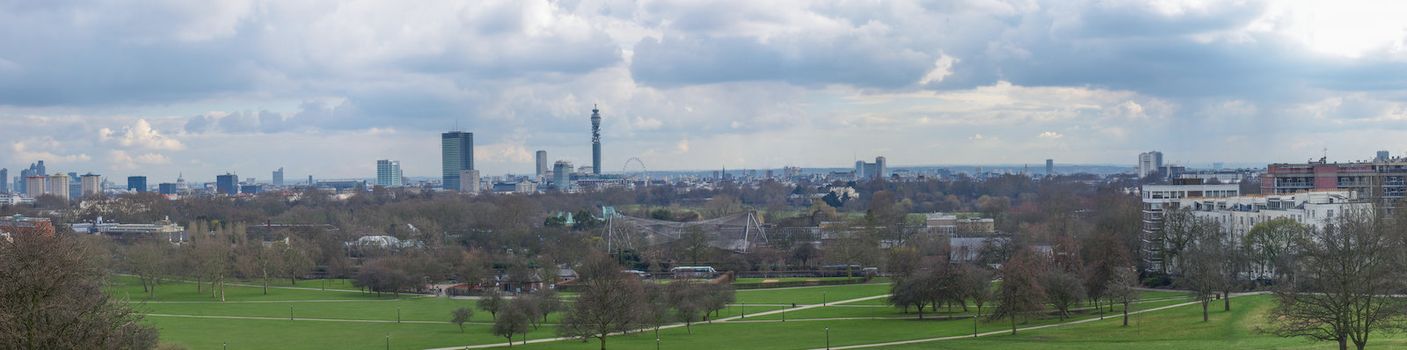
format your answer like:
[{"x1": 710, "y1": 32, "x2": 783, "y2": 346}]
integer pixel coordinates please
[{"x1": 607, "y1": 211, "x2": 768, "y2": 253}]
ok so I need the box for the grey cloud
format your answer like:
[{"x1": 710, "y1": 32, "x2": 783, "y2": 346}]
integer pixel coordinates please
[
  {"x1": 1068, "y1": 1, "x2": 1268, "y2": 38},
  {"x1": 631, "y1": 34, "x2": 932, "y2": 88}
]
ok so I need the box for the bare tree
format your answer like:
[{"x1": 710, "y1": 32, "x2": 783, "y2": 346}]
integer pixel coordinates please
[
  {"x1": 124, "y1": 239, "x2": 169, "y2": 299},
  {"x1": 666, "y1": 279, "x2": 706, "y2": 333},
  {"x1": 1269, "y1": 211, "x2": 1407, "y2": 350},
  {"x1": 191, "y1": 229, "x2": 233, "y2": 302},
  {"x1": 526, "y1": 288, "x2": 563, "y2": 325},
  {"x1": 1082, "y1": 233, "x2": 1131, "y2": 310},
  {"x1": 1243, "y1": 219, "x2": 1306, "y2": 281},
  {"x1": 450, "y1": 307, "x2": 473, "y2": 333},
  {"x1": 557, "y1": 253, "x2": 644, "y2": 350},
  {"x1": 0, "y1": 231, "x2": 160, "y2": 349},
  {"x1": 1104, "y1": 266, "x2": 1141, "y2": 327},
  {"x1": 889, "y1": 272, "x2": 934, "y2": 319},
  {"x1": 277, "y1": 238, "x2": 314, "y2": 285},
  {"x1": 454, "y1": 249, "x2": 489, "y2": 289},
  {"x1": 478, "y1": 288, "x2": 505, "y2": 320},
  {"x1": 958, "y1": 264, "x2": 994, "y2": 318},
  {"x1": 1160, "y1": 208, "x2": 1200, "y2": 275},
  {"x1": 234, "y1": 241, "x2": 278, "y2": 295},
  {"x1": 1043, "y1": 269, "x2": 1086, "y2": 320},
  {"x1": 638, "y1": 284, "x2": 671, "y2": 335},
  {"x1": 790, "y1": 242, "x2": 819, "y2": 268},
  {"x1": 354, "y1": 257, "x2": 415, "y2": 296},
  {"x1": 992, "y1": 248, "x2": 1047, "y2": 335},
  {"x1": 1177, "y1": 218, "x2": 1224, "y2": 322},
  {"x1": 700, "y1": 283, "x2": 734, "y2": 322},
  {"x1": 492, "y1": 301, "x2": 532, "y2": 347},
  {"x1": 676, "y1": 226, "x2": 711, "y2": 266}
]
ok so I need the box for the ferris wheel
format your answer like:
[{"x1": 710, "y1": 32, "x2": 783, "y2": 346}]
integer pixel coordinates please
[{"x1": 622, "y1": 157, "x2": 648, "y2": 186}]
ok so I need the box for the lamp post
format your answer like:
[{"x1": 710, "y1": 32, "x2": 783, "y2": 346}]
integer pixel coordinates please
[
  {"x1": 397, "y1": 306, "x2": 402, "y2": 324},
  {"x1": 822, "y1": 292, "x2": 827, "y2": 306},
  {"x1": 825, "y1": 326, "x2": 831, "y2": 350},
  {"x1": 741, "y1": 303, "x2": 746, "y2": 318},
  {"x1": 289, "y1": 306, "x2": 294, "y2": 321},
  {"x1": 972, "y1": 314, "x2": 978, "y2": 338},
  {"x1": 385, "y1": 335, "x2": 390, "y2": 350}
]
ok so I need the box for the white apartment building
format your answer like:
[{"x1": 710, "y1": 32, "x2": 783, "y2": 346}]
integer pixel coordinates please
[{"x1": 1174, "y1": 190, "x2": 1370, "y2": 239}]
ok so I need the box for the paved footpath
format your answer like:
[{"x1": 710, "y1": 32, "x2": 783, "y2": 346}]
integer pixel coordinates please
[
  {"x1": 811, "y1": 292, "x2": 1263, "y2": 350},
  {"x1": 425, "y1": 294, "x2": 893, "y2": 350},
  {"x1": 144, "y1": 313, "x2": 497, "y2": 325}
]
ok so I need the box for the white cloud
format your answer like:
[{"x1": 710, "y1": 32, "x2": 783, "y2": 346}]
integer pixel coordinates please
[
  {"x1": 10, "y1": 138, "x2": 91, "y2": 164},
  {"x1": 631, "y1": 116, "x2": 663, "y2": 130},
  {"x1": 918, "y1": 54, "x2": 958, "y2": 85},
  {"x1": 474, "y1": 143, "x2": 534, "y2": 163},
  {"x1": 1039, "y1": 131, "x2": 1064, "y2": 139},
  {"x1": 99, "y1": 119, "x2": 184, "y2": 150}
]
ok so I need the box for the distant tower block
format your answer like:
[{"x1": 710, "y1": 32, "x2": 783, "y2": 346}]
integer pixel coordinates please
[{"x1": 591, "y1": 105, "x2": 602, "y2": 175}]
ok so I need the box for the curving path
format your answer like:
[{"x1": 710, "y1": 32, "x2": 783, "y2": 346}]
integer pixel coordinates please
[
  {"x1": 425, "y1": 294, "x2": 892, "y2": 350},
  {"x1": 811, "y1": 292, "x2": 1265, "y2": 350}
]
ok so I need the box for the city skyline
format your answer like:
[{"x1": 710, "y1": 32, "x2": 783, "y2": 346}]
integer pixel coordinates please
[{"x1": 1, "y1": 1, "x2": 1406, "y2": 180}]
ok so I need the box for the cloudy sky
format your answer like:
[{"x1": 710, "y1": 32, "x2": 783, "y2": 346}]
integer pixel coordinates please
[{"x1": 2, "y1": 0, "x2": 1406, "y2": 181}]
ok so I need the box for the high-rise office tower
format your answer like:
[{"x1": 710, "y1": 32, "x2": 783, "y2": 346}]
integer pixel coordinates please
[
  {"x1": 874, "y1": 156, "x2": 886, "y2": 179},
  {"x1": 158, "y1": 183, "x2": 178, "y2": 195},
  {"x1": 48, "y1": 173, "x2": 70, "y2": 201},
  {"x1": 128, "y1": 176, "x2": 148, "y2": 193},
  {"x1": 81, "y1": 173, "x2": 101, "y2": 197},
  {"x1": 307, "y1": 175, "x2": 313, "y2": 186},
  {"x1": 459, "y1": 169, "x2": 480, "y2": 193},
  {"x1": 17, "y1": 161, "x2": 47, "y2": 194},
  {"x1": 67, "y1": 172, "x2": 80, "y2": 200},
  {"x1": 591, "y1": 105, "x2": 602, "y2": 175},
  {"x1": 376, "y1": 160, "x2": 403, "y2": 187},
  {"x1": 553, "y1": 161, "x2": 573, "y2": 190},
  {"x1": 535, "y1": 150, "x2": 548, "y2": 177},
  {"x1": 1138, "y1": 151, "x2": 1164, "y2": 178},
  {"x1": 441, "y1": 131, "x2": 474, "y2": 190},
  {"x1": 1377, "y1": 150, "x2": 1391, "y2": 162},
  {"x1": 216, "y1": 173, "x2": 238, "y2": 195},
  {"x1": 0, "y1": 168, "x2": 7, "y2": 193},
  {"x1": 272, "y1": 167, "x2": 285, "y2": 187},
  {"x1": 855, "y1": 156, "x2": 888, "y2": 180},
  {"x1": 1045, "y1": 159, "x2": 1055, "y2": 175}
]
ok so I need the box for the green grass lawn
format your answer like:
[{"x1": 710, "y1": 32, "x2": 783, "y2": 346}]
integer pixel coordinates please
[
  {"x1": 732, "y1": 277, "x2": 858, "y2": 285},
  {"x1": 111, "y1": 275, "x2": 392, "y2": 302},
  {"x1": 515, "y1": 295, "x2": 1406, "y2": 350},
  {"x1": 145, "y1": 315, "x2": 561, "y2": 350},
  {"x1": 880, "y1": 295, "x2": 1407, "y2": 349},
  {"x1": 127, "y1": 273, "x2": 1388, "y2": 350},
  {"x1": 733, "y1": 282, "x2": 892, "y2": 305}
]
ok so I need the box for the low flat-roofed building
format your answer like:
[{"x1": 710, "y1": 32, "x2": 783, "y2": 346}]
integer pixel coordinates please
[{"x1": 70, "y1": 217, "x2": 186, "y2": 242}]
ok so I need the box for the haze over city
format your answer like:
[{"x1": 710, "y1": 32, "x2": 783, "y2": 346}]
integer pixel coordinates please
[{"x1": 2, "y1": 0, "x2": 1406, "y2": 180}]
